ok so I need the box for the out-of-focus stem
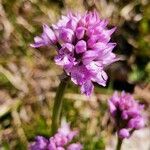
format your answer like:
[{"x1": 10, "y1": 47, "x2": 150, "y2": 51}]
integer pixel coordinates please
[
  {"x1": 116, "y1": 137, "x2": 123, "y2": 150},
  {"x1": 51, "y1": 76, "x2": 69, "y2": 135}
]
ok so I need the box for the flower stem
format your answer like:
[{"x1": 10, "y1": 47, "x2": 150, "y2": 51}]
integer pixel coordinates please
[
  {"x1": 116, "y1": 137, "x2": 123, "y2": 150},
  {"x1": 51, "y1": 76, "x2": 69, "y2": 135}
]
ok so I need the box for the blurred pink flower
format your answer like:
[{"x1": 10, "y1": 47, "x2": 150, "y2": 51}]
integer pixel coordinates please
[
  {"x1": 30, "y1": 123, "x2": 82, "y2": 150},
  {"x1": 108, "y1": 91, "x2": 145, "y2": 139}
]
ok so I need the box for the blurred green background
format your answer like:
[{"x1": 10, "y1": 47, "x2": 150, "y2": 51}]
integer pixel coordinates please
[{"x1": 0, "y1": 0, "x2": 150, "y2": 149}]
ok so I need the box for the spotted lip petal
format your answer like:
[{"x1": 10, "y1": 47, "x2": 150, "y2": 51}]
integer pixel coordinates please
[{"x1": 81, "y1": 81, "x2": 94, "y2": 96}]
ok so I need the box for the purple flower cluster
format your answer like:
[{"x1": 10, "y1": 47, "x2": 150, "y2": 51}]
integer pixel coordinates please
[
  {"x1": 31, "y1": 11, "x2": 119, "y2": 96},
  {"x1": 108, "y1": 91, "x2": 145, "y2": 139},
  {"x1": 30, "y1": 123, "x2": 82, "y2": 150}
]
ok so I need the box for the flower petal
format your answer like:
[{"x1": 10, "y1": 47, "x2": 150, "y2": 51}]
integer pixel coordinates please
[{"x1": 81, "y1": 81, "x2": 94, "y2": 96}]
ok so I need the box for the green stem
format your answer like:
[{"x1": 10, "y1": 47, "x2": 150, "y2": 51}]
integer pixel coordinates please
[
  {"x1": 116, "y1": 137, "x2": 123, "y2": 150},
  {"x1": 51, "y1": 76, "x2": 69, "y2": 135}
]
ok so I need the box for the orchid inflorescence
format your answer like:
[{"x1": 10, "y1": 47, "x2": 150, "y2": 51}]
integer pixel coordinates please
[
  {"x1": 30, "y1": 123, "x2": 82, "y2": 150},
  {"x1": 108, "y1": 91, "x2": 145, "y2": 139},
  {"x1": 31, "y1": 10, "x2": 119, "y2": 96}
]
